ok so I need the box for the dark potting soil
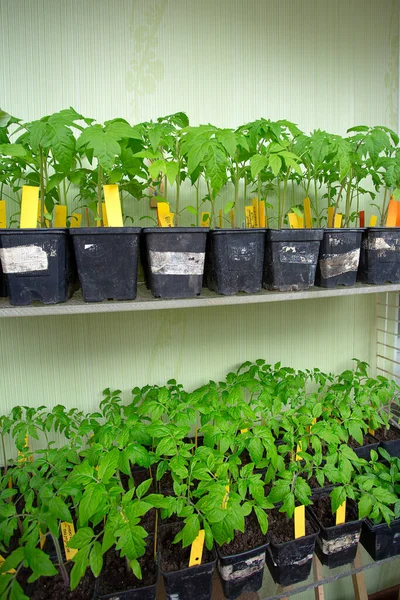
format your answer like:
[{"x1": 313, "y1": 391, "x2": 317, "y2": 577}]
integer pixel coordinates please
[
  {"x1": 267, "y1": 509, "x2": 315, "y2": 545},
  {"x1": 218, "y1": 511, "x2": 268, "y2": 556},
  {"x1": 373, "y1": 426, "x2": 400, "y2": 442},
  {"x1": 99, "y1": 544, "x2": 157, "y2": 595},
  {"x1": 311, "y1": 496, "x2": 358, "y2": 528},
  {"x1": 142, "y1": 507, "x2": 157, "y2": 534},
  {"x1": 29, "y1": 562, "x2": 95, "y2": 600},
  {"x1": 348, "y1": 433, "x2": 377, "y2": 449},
  {"x1": 159, "y1": 525, "x2": 214, "y2": 572},
  {"x1": 120, "y1": 468, "x2": 155, "y2": 492},
  {"x1": 159, "y1": 470, "x2": 174, "y2": 491}
]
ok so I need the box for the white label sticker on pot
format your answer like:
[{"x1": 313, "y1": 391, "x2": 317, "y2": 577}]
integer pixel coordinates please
[
  {"x1": 319, "y1": 248, "x2": 360, "y2": 279},
  {"x1": 365, "y1": 238, "x2": 397, "y2": 251},
  {"x1": 149, "y1": 251, "x2": 205, "y2": 275},
  {"x1": 279, "y1": 244, "x2": 317, "y2": 264},
  {"x1": 84, "y1": 244, "x2": 96, "y2": 250},
  {"x1": 0, "y1": 245, "x2": 48, "y2": 273}
]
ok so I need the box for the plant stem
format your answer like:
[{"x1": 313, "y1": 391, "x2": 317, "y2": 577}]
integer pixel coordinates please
[
  {"x1": 314, "y1": 178, "x2": 319, "y2": 226},
  {"x1": 206, "y1": 181, "x2": 215, "y2": 227},
  {"x1": 344, "y1": 181, "x2": 352, "y2": 227},
  {"x1": 39, "y1": 146, "x2": 45, "y2": 228},
  {"x1": 97, "y1": 166, "x2": 103, "y2": 225},
  {"x1": 51, "y1": 533, "x2": 70, "y2": 588},
  {"x1": 154, "y1": 510, "x2": 158, "y2": 560},
  {"x1": 196, "y1": 183, "x2": 199, "y2": 226},
  {"x1": 1, "y1": 434, "x2": 7, "y2": 475},
  {"x1": 233, "y1": 165, "x2": 239, "y2": 228},
  {"x1": 175, "y1": 172, "x2": 180, "y2": 227},
  {"x1": 381, "y1": 188, "x2": 389, "y2": 226},
  {"x1": 244, "y1": 170, "x2": 247, "y2": 209},
  {"x1": 257, "y1": 175, "x2": 261, "y2": 204}
]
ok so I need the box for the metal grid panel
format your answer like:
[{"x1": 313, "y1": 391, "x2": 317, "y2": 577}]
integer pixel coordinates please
[{"x1": 376, "y1": 292, "x2": 400, "y2": 384}]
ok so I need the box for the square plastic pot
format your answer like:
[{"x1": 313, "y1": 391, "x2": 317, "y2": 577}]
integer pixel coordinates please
[
  {"x1": 142, "y1": 228, "x2": 208, "y2": 298},
  {"x1": 379, "y1": 424, "x2": 400, "y2": 457},
  {"x1": 160, "y1": 553, "x2": 216, "y2": 600},
  {"x1": 204, "y1": 229, "x2": 266, "y2": 295},
  {"x1": 216, "y1": 541, "x2": 268, "y2": 599},
  {"x1": 353, "y1": 440, "x2": 380, "y2": 460},
  {"x1": 315, "y1": 228, "x2": 363, "y2": 288},
  {"x1": 306, "y1": 503, "x2": 362, "y2": 568},
  {"x1": 265, "y1": 519, "x2": 319, "y2": 586},
  {"x1": 263, "y1": 229, "x2": 323, "y2": 292},
  {"x1": 0, "y1": 229, "x2": 73, "y2": 306},
  {"x1": 360, "y1": 517, "x2": 400, "y2": 560},
  {"x1": 96, "y1": 575, "x2": 157, "y2": 600},
  {"x1": 70, "y1": 227, "x2": 141, "y2": 301},
  {"x1": 358, "y1": 227, "x2": 400, "y2": 284}
]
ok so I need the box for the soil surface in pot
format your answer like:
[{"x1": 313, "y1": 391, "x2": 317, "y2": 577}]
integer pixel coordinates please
[
  {"x1": 159, "y1": 470, "x2": 174, "y2": 491},
  {"x1": 219, "y1": 511, "x2": 268, "y2": 556},
  {"x1": 311, "y1": 496, "x2": 358, "y2": 528},
  {"x1": 160, "y1": 525, "x2": 214, "y2": 572},
  {"x1": 29, "y1": 562, "x2": 95, "y2": 600},
  {"x1": 142, "y1": 507, "x2": 157, "y2": 533},
  {"x1": 120, "y1": 468, "x2": 155, "y2": 493},
  {"x1": 99, "y1": 544, "x2": 156, "y2": 595},
  {"x1": 373, "y1": 426, "x2": 400, "y2": 442},
  {"x1": 307, "y1": 474, "x2": 333, "y2": 491},
  {"x1": 348, "y1": 433, "x2": 377, "y2": 449},
  {"x1": 268, "y1": 509, "x2": 315, "y2": 545}
]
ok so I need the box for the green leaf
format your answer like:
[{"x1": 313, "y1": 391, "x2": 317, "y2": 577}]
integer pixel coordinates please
[
  {"x1": 79, "y1": 483, "x2": 106, "y2": 524},
  {"x1": 130, "y1": 558, "x2": 142, "y2": 579},
  {"x1": 330, "y1": 486, "x2": 346, "y2": 514},
  {"x1": 136, "y1": 478, "x2": 153, "y2": 499},
  {"x1": 358, "y1": 495, "x2": 373, "y2": 519},
  {"x1": 0, "y1": 143, "x2": 27, "y2": 157},
  {"x1": 98, "y1": 447, "x2": 119, "y2": 483},
  {"x1": 254, "y1": 505, "x2": 268, "y2": 534},
  {"x1": 372, "y1": 487, "x2": 398, "y2": 505},
  {"x1": 223, "y1": 201, "x2": 235, "y2": 214},
  {"x1": 49, "y1": 497, "x2": 72, "y2": 522},
  {"x1": 180, "y1": 514, "x2": 200, "y2": 547},
  {"x1": 294, "y1": 478, "x2": 312, "y2": 505},
  {"x1": 89, "y1": 541, "x2": 103, "y2": 577},
  {"x1": 69, "y1": 527, "x2": 94, "y2": 550},
  {"x1": 348, "y1": 422, "x2": 363, "y2": 445},
  {"x1": 70, "y1": 547, "x2": 90, "y2": 591},
  {"x1": 269, "y1": 154, "x2": 282, "y2": 176},
  {"x1": 250, "y1": 154, "x2": 268, "y2": 179},
  {"x1": 24, "y1": 547, "x2": 57, "y2": 578},
  {"x1": 76, "y1": 125, "x2": 121, "y2": 172},
  {"x1": 248, "y1": 437, "x2": 263, "y2": 464},
  {"x1": 165, "y1": 161, "x2": 179, "y2": 186},
  {"x1": 267, "y1": 480, "x2": 291, "y2": 504},
  {"x1": 9, "y1": 580, "x2": 29, "y2": 600}
]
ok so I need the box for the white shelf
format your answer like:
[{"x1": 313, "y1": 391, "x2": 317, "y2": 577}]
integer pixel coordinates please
[{"x1": 0, "y1": 282, "x2": 398, "y2": 318}]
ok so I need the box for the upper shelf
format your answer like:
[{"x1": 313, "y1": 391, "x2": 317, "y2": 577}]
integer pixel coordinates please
[{"x1": 0, "y1": 282, "x2": 399, "y2": 318}]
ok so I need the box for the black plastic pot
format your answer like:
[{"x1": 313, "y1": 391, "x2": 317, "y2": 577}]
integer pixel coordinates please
[
  {"x1": 315, "y1": 229, "x2": 363, "y2": 288},
  {"x1": 160, "y1": 554, "x2": 216, "y2": 600},
  {"x1": 69, "y1": 227, "x2": 141, "y2": 302},
  {"x1": 358, "y1": 227, "x2": 400, "y2": 284},
  {"x1": 263, "y1": 229, "x2": 323, "y2": 292},
  {"x1": 265, "y1": 519, "x2": 318, "y2": 586},
  {"x1": 204, "y1": 229, "x2": 266, "y2": 295},
  {"x1": 379, "y1": 424, "x2": 400, "y2": 457},
  {"x1": 216, "y1": 542, "x2": 268, "y2": 599},
  {"x1": 0, "y1": 229, "x2": 73, "y2": 306},
  {"x1": 353, "y1": 440, "x2": 380, "y2": 460},
  {"x1": 307, "y1": 502, "x2": 362, "y2": 568},
  {"x1": 0, "y1": 259, "x2": 6, "y2": 297},
  {"x1": 142, "y1": 228, "x2": 208, "y2": 298},
  {"x1": 96, "y1": 577, "x2": 157, "y2": 600},
  {"x1": 360, "y1": 517, "x2": 400, "y2": 560}
]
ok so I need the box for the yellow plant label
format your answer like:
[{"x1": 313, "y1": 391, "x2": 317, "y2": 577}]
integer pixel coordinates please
[
  {"x1": 54, "y1": 205, "x2": 67, "y2": 228},
  {"x1": 259, "y1": 201, "x2": 266, "y2": 228},
  {"x1": 386, "y1": 199, "x2": 398, "y2": 227},
  {"x1": 295, "y1": 442, "x2": 302, "y2": 461},
  {"x1": 221, "y1": 485, "x2": 230, "y2": 509},
  {"x1": 336, "y1": 500, "x2": 346, "y2": 525},
  {"x1": 297, "y1": 214, "x2": 304, "y2": 228},
  {"x1": 288, "y1": 213, "x2": 299, "y2": 229},
  {"x1": 7, "y1": 477, "x2": 12, "y2": 489},
  {"x1": 368, "y1": 427, "x2": 375, "y2": 436},
  {"x1": 334, "y1": 213, "x2": 342, "y2": 228},
  {"x1": 157, "y1": 202, "x2": 174, "y2": 227},
  {"x1": 304, "y1": 197, "x2": 312, "y2": 228},
  {"x1": 308, "y1": 417, "x2": 317, "y2": 435},
  {"x1": 103, "y1": 184, "x2": 123, "y2": 227},
  {"x1": 240, "y1": 428, "x2": 249, "y2": 434},
  {"x1": 0, "y1": 201, "x2": 6, "y2": 228},
  {"x1": 252, "y1": 199, "x2": 259, "y2": 228},
  {"x1": 245, "y1": 205, "x2": 255, "y2": 228},
  {"x1": 61, "y1": 522, "x2": 78, "y2": 561},
  {"x1": 102, "y1": 203, "x2": 109, "y2": 227},
  {"x1": 20, "y1": 186, "x2": 39, "y2": 229},
  {"x1": 18, "y1": 435, "x2": 33, "y2": 463},
  {"x1": 294, "y1": 505, "x2": 305, "y2": 539},
  {"x1": 230, "y1": 209, "x2": 235, "y2": 228},
  {"x1": 219, "y1": 209, "x2": 223, "y2": 228},
  {"x1": 369, "y1": 215, "x2": 377, "y2": 227},
  {"x1": 38, "y1": 528, "x2": 46, "y2": 549},
  {"x1": 0, "y1": 555, "x2": 16, "y2": 574},
  {"x1": 327, "y1": 207, "x2": 334, "y2": 228},
  {"x1": 70, "y1": 213, "x2": 82, "y2": 228},
  {"x1": 200, "y1": 212, "x2": 210, "y2": 227},
  {"x1": 189, "y1": 529, "x2": 205, "y2": 567}
]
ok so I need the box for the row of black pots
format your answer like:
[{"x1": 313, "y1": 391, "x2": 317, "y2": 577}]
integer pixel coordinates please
[{"x1": 0, "y1": 226, "x2": 399, "y2": 306}]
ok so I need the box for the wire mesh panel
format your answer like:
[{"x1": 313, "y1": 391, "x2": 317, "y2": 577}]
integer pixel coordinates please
[{"x1": 376, "y1": 292, "x2": 400, "y2": 384}]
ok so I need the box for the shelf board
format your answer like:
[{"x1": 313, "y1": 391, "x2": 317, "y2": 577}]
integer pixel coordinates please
[{"x1": 0, "y1": 282, "x2": 399, "y2": 318}]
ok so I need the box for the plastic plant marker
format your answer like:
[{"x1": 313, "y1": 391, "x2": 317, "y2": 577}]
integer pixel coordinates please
[
  {"x1": 7, "y1": 477, "x2": 12, "y2": 489},
  {"x1": 38, "y1": 528, "x2": 45, "y2": 549},
  {"x1": 54, "y1": 205, "x2": 67, "y2": 228},
  {"x1": 245, "y1": 205, "x2": 255, "y2": 228},
  {"x1": 0, "y1": 555, "x2": 16, "y2": 574},
  {"x1": 20, "y1": 185, "x2": 39, "y2": 228},
  {"x1": 294, "y1": 505, "x2": 305, "y2": 539},
  {"x1": 201, "y1": 212, "x2": 210, "y2": 227},
  {"x1": 61, "y1": 522, "x2": 78, "y2": 561},
  {"x1": 386, "y1": 199, "x2": 398, "y2": 227},
  {"x1": 219, "y1": 209, "x2": 223, "y2": 228},
  {"x1": 157, "y1": 202, "x2": 174, "y2": 227},
  {"x1": 240, "y1": 428, "x2": 249, "y2": 434},
  {"x1": 103, "y1": 184, "x2": 123, "y2": 227},
  {"x1": 102, "y1": 203, "x2": 109, "y2": 227},
  {"x1": 0, "y1": 201, "x2": 6, "y2": 228},
  {"x1": 252, "y1": 198, "x2": 259, "y2": 227},
  {"x1": 327, "y1": 207, "x2": 334, "y2": 228},
  {"x1": 295, "y1": 442, "x2": 302, "y2": 461},
  {"x1": 189, "y1": 529, "x2": 205, "y2": 567},
  {"x1": 70, "y1": 213, "x2": 82, "y2": 228},
  {"x1": 18, "y1": 435, "x2": 32, "y2": 464},
  {"x1": 368, "y1": 427, "x2": 375, "y2": 435},
  {"x1": 334, "y1": 213, "x2": 342, "y2": 228},
  {"x1": 221, "y1": 485, "x2": 230, "y2": 509},
  {"x1": 288, "y1": 213, "x2": 299, "y2": 229},
  {"x1": 304, "y1": 197, "x2": 312, "y2": 228},
  {"x1": 297, "y1": 214, "x2": 305, "y2": 228},
  {"x1": 369, "y1": 215, "x2": 377, "y2": 227},
  {"x1": 396, "y1": 204, "x2": 400, "y2": 227},
  {"x1": 259, "y1": 200, "x2": 266, "y2": 227},
  {"x1": 230, "y1": 209, "x2": 235, "y2": 228},
  {"x1": 359, "y1": 211, "x2": 365, "y2": 228},
  {"x1": 336, "y1": 500, "x2": 346, "y2": 525}
]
